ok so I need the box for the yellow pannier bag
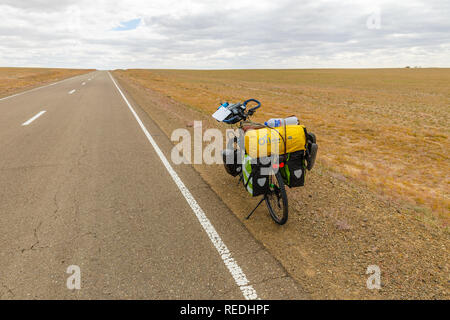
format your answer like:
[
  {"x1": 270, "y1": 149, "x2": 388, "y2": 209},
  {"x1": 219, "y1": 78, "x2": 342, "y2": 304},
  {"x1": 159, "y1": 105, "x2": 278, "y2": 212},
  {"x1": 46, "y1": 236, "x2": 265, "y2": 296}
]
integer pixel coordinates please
[{"x1": 244, "y1": 125, "x2": 306, "y2": 158}]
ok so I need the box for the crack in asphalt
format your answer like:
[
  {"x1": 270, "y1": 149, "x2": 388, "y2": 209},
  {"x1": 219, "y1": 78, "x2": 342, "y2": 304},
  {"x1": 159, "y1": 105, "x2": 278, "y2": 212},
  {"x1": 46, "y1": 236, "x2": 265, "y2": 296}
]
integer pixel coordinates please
[
  {"x1": 0, "y1": 163, "x2": 62, "y2": 172},
  {"x1": 68, "y1": 143, "x2": 89, "y2": 174},
  {"x1": 21, "y1": 221, "x2": 50, "y2": 253},
  {"x1": 252, "y1": 274, "x2": 290, "y2": 287},
  {"x1": 0, "y1": 282, "x2": 15, "y2": 298},
  {"x1": 243, "y1": 246, "x2": 266, "y2": 256},
  {"x1": 53, "y1": 191, "x2": 60, "y2": 219},
  {"x1": 22, "y1": 229, "x2": 98, "y2": 253},
  {"x1": 77, "y1": 144, "x2": 88, "y2": 168}
]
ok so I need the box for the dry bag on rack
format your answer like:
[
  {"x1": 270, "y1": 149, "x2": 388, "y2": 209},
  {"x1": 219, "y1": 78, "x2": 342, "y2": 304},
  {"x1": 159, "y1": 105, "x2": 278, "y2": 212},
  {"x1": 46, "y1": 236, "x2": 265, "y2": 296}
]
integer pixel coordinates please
[{"x1": 244, "y1": 125, "x2": 307, "y2": 158}]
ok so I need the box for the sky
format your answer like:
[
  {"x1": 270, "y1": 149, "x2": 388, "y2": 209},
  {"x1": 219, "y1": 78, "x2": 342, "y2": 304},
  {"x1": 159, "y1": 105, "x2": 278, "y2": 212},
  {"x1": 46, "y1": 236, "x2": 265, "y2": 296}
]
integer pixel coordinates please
[{"x1": 0, "y1": 0, "x2": 448, "y2": 69}]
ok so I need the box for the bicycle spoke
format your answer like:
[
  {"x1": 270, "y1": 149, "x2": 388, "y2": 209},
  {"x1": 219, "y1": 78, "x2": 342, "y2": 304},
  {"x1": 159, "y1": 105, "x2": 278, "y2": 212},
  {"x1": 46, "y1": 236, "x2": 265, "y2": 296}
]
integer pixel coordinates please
[{"x1": 265, "y1": 171, "x2": 288, "y2": 225}]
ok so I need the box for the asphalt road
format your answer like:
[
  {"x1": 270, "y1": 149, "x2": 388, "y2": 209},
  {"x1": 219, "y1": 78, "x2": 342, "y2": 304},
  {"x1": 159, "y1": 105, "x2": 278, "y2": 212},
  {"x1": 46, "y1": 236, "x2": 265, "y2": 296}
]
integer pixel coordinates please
[{"x1": 0, "y1": 71, "x2": 307, "y2": 299}]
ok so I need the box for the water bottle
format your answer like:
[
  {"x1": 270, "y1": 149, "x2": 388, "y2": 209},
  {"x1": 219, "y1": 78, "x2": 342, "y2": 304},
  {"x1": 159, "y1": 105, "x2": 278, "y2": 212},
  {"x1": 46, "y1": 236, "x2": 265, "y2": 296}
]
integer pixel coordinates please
[
  {"x1": 264, "y1": 116, "x2": 299, "y2": 127},
  {"x1": 218, "y1": 102, "x2": 229, "y2": 109}
]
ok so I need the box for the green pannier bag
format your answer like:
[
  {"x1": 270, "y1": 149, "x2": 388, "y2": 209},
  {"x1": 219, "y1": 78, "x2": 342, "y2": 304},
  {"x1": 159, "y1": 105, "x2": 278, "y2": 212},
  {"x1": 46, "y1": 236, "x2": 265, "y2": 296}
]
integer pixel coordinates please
[{"x1": 242, "y1": 154, "x2": 271, "y2": 197}]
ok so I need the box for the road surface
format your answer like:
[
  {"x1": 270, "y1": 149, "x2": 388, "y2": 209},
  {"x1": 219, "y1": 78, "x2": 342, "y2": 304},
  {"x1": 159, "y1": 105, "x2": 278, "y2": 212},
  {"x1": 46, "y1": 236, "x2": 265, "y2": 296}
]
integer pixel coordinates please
[{"x1": 0, "y1": 71, "x2": 307, "y2": 299}]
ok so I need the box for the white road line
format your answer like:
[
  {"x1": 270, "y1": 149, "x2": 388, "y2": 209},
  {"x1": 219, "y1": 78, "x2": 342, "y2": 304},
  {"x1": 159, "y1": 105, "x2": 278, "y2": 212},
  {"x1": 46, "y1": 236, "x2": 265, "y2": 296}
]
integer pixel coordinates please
[
  {"x1": 108, "y1": 72, "x2": 258, "y2": 300},
  {"x1": 68, "y1": 89, "x2": 76, "y2": 94},
  {"x1": 22, "y1": 110, "x2": 46, "y2": 126},
  {"x1": 0, "y1": 72, "x2": 95, "y2": 102}
]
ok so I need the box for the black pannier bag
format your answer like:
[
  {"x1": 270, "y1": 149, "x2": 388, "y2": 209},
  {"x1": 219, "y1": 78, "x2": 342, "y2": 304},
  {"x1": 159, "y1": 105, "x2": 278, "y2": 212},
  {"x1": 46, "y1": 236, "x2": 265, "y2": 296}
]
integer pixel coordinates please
[
  {"x1": 281, "y1": 150, "x2": 306, "y2": 188},
  {"x1": 222, "y1": 149, "x2": 242, "y2": 177},
  {"x1": 242, "y1": 155, "x2": 271, "y2": 197},
  {"x1": 306, "y1": 132, "x2": 318, "y2": 171}
]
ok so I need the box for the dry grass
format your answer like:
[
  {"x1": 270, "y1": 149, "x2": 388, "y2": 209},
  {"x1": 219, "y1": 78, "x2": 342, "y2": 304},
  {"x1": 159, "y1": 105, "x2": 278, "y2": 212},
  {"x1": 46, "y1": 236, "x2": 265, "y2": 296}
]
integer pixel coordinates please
[
  {"x1": 0, "y1": 67, "x2": 94, "y2": 98},
  {"x1": 113, "y1": 72, "x2": 450, "y2": 299},
  {"x1": 114, "y1": 68, "x2": 450, "y2": 224}
]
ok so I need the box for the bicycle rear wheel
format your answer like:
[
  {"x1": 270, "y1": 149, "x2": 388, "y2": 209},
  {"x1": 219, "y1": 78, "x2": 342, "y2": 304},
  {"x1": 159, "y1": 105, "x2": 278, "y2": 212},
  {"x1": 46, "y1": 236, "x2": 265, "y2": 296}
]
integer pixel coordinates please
[{"x1": 265, "y1": 171, "x2": 288, "y2": 225}]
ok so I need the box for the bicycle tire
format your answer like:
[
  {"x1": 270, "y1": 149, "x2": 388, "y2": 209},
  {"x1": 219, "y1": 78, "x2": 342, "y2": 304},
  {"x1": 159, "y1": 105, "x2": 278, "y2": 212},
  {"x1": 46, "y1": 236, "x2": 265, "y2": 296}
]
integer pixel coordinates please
[{"x1": 265, "y1": 171, "x2": 288, "y2": 225}]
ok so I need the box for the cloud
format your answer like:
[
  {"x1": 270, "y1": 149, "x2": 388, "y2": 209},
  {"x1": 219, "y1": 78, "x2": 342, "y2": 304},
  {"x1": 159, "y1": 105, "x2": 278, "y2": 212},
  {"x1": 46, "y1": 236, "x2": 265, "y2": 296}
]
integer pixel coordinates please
[{"x1": 0, "y1": 0, "x2": 448, "y2": 69}]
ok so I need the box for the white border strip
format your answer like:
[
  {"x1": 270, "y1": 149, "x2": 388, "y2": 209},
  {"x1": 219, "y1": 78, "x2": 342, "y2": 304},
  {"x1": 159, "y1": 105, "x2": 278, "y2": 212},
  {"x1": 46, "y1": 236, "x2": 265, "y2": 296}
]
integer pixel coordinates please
[
  {"x1": 22, "y1": 110, "x2": 46, "y2": 126},
  {"x1": 0, "y1": 71, "x2": 95, "y2": 102},
  {"x1": 108, "y1": 72, "x2": 258, "y2": 300}
]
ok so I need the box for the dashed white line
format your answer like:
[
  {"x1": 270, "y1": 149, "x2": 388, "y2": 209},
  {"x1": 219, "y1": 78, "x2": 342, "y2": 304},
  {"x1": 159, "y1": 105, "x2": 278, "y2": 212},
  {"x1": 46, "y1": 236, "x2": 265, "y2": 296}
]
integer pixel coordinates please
[
  {"x1": 68, "y1": 89, "x2": 76, "y2": 94},
  {"x1": 108, "y1": 72, "x2": 258, "y2": 300},
  {"x1": 0, "y1": 72, "x2": 95, "y2": 102},
  {"x1": 22, "y1": 110, "x2": 46, "y2": 126}
]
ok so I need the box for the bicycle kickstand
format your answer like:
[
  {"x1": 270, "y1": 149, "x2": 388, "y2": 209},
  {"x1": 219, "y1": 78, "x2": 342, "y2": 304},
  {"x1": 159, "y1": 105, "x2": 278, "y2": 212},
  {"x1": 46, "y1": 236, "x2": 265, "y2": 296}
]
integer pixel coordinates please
[
  {"x1": 246, "y1": 196, "x2": 265, "y2": 220},
  {"x1": 237, "y1": 172, "x2": 243, "y2": 185}
]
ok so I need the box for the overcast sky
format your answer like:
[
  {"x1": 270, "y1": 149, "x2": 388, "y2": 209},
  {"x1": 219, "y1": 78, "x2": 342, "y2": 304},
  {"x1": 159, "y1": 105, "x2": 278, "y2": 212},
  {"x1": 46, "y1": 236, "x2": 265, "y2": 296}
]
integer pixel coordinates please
[{"x1": 0, "y1": 0, "x2": 448, "y2": 69}]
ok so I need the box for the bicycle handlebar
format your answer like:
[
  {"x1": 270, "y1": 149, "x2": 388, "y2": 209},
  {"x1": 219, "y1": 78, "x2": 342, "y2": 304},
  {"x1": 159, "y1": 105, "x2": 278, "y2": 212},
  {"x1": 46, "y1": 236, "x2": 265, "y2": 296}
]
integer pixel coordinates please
[
  {"x1": 220, "y1": 99, "x2": 261, "y2": 124},
  {"x1": 243, "y1": 99, "x2": 261, "y2": 116}
]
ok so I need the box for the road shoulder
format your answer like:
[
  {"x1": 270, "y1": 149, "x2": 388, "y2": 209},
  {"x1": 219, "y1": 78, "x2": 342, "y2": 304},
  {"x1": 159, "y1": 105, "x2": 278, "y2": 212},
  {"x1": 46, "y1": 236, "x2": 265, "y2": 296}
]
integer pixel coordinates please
[{"x1": 109, "y1": 72, "x2": 309, "y2": 300}]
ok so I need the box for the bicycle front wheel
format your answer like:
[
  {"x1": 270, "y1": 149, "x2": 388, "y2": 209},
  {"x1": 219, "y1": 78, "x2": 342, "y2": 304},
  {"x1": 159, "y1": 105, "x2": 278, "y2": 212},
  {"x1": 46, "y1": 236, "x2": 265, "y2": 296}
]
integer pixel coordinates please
[{"x1": 265, "y1": 171, "x2": 288, "y2": 225}]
